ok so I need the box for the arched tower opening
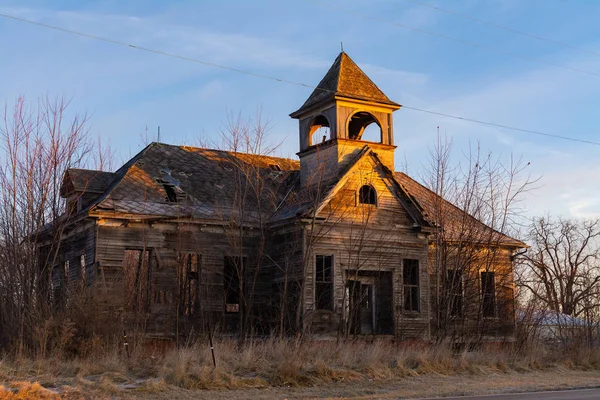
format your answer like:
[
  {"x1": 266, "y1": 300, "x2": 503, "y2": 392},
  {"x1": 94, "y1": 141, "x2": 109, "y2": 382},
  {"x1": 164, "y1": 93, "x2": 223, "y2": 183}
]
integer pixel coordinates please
[
  {"x1": 348, "y1": 112, "x2": 383, "y2": 143},
  {"x1": 309, "y1": 115, "x2": 331, "y2": 146}
]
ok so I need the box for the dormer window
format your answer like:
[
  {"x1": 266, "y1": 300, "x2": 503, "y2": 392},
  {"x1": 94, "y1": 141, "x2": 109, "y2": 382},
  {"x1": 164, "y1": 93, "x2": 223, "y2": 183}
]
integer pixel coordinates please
[{"x1": 359, "y1": 185, "x2": 377, "y2": 205}]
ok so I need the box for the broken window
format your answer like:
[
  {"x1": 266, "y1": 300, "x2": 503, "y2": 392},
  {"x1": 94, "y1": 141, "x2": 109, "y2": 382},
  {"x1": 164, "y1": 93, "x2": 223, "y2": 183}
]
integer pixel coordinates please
[
  {"x1": 359, "y1": 185, "x2": 377, "y2": 205},
  {"x1": 315, "y1": 255, "x2": 333, "y2": 311},
  {"x1": 180, "y1": 253, "x2": 201, "y2": 317},
  {"x1": 403, "y1": 259, "x2": 419, "y2": 312},
  {"x1": 123, "y1": 249, "x2": 154, "y2": 313},
  {"x1": 481, "y1": 271, "x2": 496, "y2": 317},
  {"x1": 224, "y1": 256, "x2": 244, "y2": 313},
  {"x1": 447, "y1": 269, "x2": 463, "y2": 317}
]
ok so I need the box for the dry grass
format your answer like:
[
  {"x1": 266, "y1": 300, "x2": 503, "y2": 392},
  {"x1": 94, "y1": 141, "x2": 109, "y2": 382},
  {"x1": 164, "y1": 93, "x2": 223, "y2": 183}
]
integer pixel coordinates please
[{"x1": 2, "y1": 338, "x2": 600, "y2": 398}]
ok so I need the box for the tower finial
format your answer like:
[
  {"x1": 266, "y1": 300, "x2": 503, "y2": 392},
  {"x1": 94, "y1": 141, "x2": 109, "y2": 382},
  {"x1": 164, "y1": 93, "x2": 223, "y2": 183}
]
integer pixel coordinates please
[{"x1": 340, "y1": 42, "x2": 343, "y2": 52}]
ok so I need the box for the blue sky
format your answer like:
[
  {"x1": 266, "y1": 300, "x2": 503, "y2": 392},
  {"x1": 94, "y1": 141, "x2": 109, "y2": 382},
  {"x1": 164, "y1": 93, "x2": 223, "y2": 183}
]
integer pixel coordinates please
[{"x1": 0, "y1": 0, "x2": 599, "y2": 218}]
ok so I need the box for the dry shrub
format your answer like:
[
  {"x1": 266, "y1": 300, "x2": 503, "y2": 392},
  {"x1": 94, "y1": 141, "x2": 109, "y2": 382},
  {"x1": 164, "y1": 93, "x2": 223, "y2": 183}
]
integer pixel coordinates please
[
  {"x1": 0, "y1": 381, "x2": 60, "y2": 400},
  {"x1": 4, "y1": 337, "x2": 600, "y2": 395}
]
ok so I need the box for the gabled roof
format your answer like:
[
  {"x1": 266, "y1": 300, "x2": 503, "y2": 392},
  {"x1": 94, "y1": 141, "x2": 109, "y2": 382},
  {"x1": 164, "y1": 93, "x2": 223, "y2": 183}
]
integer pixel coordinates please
[
  {"x1": 394, "y1": 172, "x2": 526, "y2": 248},
  {"x1": 291, "y1": 52, "x2": 400, "y2": 116},
  {"x1": 270, "y1": 147, "x2": 430, "y2": 229},
  {"x1": 54, "y1": 143, "x2": 525, "y2": 248},
  {"x1": 60, "y1": 169, "x2": 116, "y2": 197}
]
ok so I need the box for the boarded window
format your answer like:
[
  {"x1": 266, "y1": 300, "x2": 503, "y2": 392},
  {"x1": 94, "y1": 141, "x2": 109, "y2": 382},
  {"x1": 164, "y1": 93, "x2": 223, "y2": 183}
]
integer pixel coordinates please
[
  {"x1": 315, "y1": 255, "x2": 333, "y2": 310},
  {"x1": 481, "y1": 271, "x2": 496, "y2": 317},
  {"x1": 447, "y1": 269, "x2": 463, "y2": 317},
  {"x1": 224, "y1": 256, "x2": 244, "y2": 313},
  {"x1": 403, "y1": 259, "x2": 419, "y2": 312},
  {"x1": 359, "y1": 185, "x2": 377, "y2": 205},
  {"x1": 180, "y1": 253, "x2": 201, "y2": 316},
  {"x1": 123, "y1": 249, "x2": 154, "y2": 313}
]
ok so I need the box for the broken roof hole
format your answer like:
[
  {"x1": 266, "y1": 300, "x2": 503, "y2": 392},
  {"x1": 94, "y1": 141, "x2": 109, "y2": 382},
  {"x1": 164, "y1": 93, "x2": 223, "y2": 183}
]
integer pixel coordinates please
[
  {"x1": 157, "y1": 168, "x2": 186, "y2": 203},
  {"x1": 269, "y1": 164, "x2": 281, "y2": 171}
]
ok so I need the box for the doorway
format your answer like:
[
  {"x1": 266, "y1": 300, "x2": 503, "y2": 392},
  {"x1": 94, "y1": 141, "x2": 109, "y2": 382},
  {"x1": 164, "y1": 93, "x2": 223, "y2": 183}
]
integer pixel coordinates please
[
  {"x1": 346, "y1": 271, "x2": 394, "y2": 335},
  {"x1": 348, "y1": 279, "x2": 375, "y2": 334}
]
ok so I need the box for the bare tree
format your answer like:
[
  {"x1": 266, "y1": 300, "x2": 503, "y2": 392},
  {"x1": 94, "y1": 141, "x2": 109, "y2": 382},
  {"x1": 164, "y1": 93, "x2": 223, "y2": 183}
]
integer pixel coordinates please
[
  {"x1": 214, "y1": 110, "x2": 283, "y2": 339},
  {"x1": 518, "y1": 217, "x2": 600, "y2": 318},
  {"x1": 423, "y1": 133, "x2": 535, "y2": 342},
  {"x1": 0, "y1": 96, "x2": 92, "y2": 355}
]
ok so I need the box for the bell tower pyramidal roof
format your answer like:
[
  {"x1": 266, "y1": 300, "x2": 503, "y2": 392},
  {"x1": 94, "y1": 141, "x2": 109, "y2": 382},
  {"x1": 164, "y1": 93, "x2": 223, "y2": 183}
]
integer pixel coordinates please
[
  {"x1": 291, "y1": 52, "x2": 399, "y2": 116},
  {"x1": 290, "y1": 52, "x2": 401, "y2": 186}
]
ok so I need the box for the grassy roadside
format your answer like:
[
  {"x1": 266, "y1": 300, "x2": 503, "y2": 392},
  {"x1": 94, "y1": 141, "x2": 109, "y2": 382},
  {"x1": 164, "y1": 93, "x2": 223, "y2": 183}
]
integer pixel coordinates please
[{"x1": 2, "y1": 339, "x2": 600, "y2": 399}]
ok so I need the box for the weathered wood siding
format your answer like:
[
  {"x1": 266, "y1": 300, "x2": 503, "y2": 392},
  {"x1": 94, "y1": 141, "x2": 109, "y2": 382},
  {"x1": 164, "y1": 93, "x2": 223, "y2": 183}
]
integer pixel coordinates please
[
  {"x1": 94, "y1": 220, "x2": 266, "y2": 338},
  {"x1": 41, "y1": 221, "x2": 97, "y2": 306},
  {"x1": 428, "y1": 245, "x2": 516, "y2": 340},
  {"x1": 300, "y1": 154, "x2": 431, "y2": 338},
  {"x1": 266, "y1": 224, "x2": 305, "y2": 333}
]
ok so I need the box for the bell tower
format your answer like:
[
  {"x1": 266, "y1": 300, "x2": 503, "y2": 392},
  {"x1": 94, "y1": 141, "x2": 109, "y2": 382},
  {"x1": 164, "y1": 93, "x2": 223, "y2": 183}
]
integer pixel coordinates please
[{"x1": 290, "y1": 52, "x2": 401, "y2": 185}]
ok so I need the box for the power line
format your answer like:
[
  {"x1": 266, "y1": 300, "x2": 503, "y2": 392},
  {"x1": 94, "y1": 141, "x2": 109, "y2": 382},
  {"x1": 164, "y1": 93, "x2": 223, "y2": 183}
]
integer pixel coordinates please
[
  {"x1": 0, "y1": 13, "x2": 318, "y2": 90},
  {"x1": 301, "y1": 0, "x2": 600, "y2": 79},
  {"x1": 0, "y1": 12, "x2": 599, "y2": 147},
  {"x1": 404, "y1": 0, "x2": 600, "y2": 58},
  {"x1": 402, "y1": 106, "x2": 600, "y2": 146}
]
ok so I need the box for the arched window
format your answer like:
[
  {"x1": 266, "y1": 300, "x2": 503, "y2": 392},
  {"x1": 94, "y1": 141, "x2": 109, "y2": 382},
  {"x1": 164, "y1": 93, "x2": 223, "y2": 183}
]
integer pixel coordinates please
[
  {"x1": 348, "y1": 112, "x2": 382, "y2": 143},
  {"x1": 359, "y1": 185, "x2": 377, "y2": 205}
]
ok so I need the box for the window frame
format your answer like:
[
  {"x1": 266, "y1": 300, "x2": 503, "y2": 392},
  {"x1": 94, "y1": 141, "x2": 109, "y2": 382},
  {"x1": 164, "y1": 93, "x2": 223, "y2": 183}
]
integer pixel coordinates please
[
  {"x1": 123, "y1": 248, "x2": 155, "y2": 313},
  {"x1": 315, "y1": 254, "x2": 334, "y2": 311},
  {"x1": 224, "y1": 256, "x2": 245, "y2": 314},
  {"x1": 447, "y1": 269, "x2": 464, "y2": 317},
  {"x1": 180, "y1": 253, "x2": 201, "y2": 317},
  {"x1": 358, "y1": 184, "x2": 377, "y2": 206},
  {"x1": 481, "y1": 271, "x2": 497, "y2": 318},
  {"x1": 403, "y1": 259, "x2": 420, "y2": 313}
]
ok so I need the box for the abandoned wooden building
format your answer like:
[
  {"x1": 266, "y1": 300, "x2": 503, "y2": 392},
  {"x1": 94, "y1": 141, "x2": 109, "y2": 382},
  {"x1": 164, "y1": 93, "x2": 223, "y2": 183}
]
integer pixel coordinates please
[{"x1": 38, "y1": 52, "x2": 526, "y2": 341}]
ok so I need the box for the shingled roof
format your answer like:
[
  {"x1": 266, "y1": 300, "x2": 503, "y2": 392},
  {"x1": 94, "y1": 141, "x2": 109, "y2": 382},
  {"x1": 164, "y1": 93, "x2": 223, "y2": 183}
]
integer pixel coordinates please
[
  {"x1": 292, "y1": 52, "x2": 400, "y2": 115},
  {"x1": 394, "y1": 172, "x2": 526, "y2": 248},
  {"x1": 58, "y1": 142, "x2": 524, "y2": 248},
  {"x1": 85, "y1": 143, "x2": 300, "y2": 223}
]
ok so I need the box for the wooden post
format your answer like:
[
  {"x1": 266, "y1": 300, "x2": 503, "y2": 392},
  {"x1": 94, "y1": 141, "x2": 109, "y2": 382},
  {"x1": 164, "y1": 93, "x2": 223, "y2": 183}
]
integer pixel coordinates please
[{"x1": 123, "y1": 329, "x2": 130, "y2": 359}]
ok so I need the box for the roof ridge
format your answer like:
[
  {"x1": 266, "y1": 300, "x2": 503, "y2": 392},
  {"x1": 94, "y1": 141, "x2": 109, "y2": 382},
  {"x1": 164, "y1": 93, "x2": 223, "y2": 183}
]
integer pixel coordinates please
[
  {"x1": 87, "y1": 142, "x2": 159, "y2": 211},
  {"x1": 67, "y1": 167, "x2": 114, "y2": 173},
  {"x1": 158, "y1": 142, "x2": 299, "y2": 165}
]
